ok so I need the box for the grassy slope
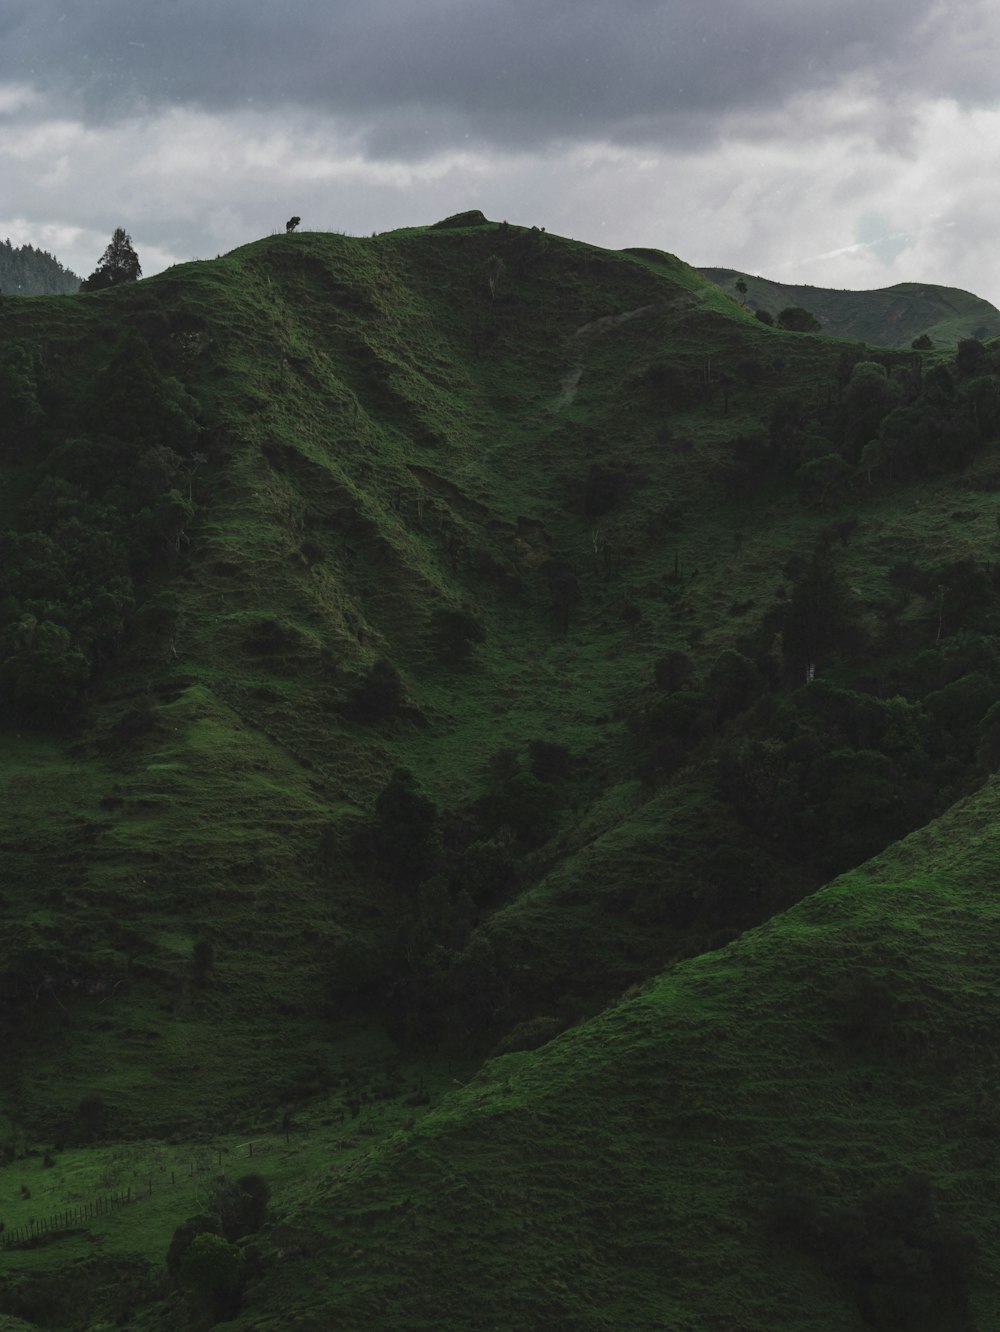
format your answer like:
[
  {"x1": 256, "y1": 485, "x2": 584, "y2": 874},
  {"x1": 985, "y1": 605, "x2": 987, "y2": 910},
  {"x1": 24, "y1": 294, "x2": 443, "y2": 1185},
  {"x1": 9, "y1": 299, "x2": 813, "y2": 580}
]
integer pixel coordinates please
[
  {"x1": 228, "y1": 775, "x2": 1000, "y2": 1329},
  {"x1": 2, "y1": 221, "x2": 1000, "y2": 1326},
  {"x1": 700, "y1": 266, "x2": 1000, "y2": 348},
  {"x1": 1, "y1": 222, "x2": 791, "y2": 1131}
]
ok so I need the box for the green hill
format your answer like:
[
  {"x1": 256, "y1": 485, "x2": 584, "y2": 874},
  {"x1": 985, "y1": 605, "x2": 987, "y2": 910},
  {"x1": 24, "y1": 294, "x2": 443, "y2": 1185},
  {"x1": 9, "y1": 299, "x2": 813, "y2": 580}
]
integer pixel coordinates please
[
  {"x1": 700, "y1": 266, "x2": 1000, "y2": 348},
  {"x1": 226, "y1": 774, "x2": 1000, "y2": 1329},
  {"x1": 3, "y1": 216, "x2": 1000, "y2": 1328}
]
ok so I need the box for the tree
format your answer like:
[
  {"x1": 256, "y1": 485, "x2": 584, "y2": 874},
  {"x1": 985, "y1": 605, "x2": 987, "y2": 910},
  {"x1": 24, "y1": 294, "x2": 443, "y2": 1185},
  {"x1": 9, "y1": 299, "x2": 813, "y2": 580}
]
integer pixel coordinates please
[
  {"x1": 166, "y1": 1215, "x2": 221, "y2": 1282},
  {"x1": 286, "y1": 216, "x2": 301, "y2": 233},
  {"x1": 782, "y1": 545, "x2": 857, "y2": 682},
  {"x1": 777, "y1": 306, "x2": 821, "y2": 333},
  {"x1": 374, "y1": 768, "x2": 438, "y2": 883},
  {"x1": 654, "y1": 649, "x2": 693, "y2": 692},
  {"x1": 431, "y1": 607, "x2": 485, "y2": 666},
  {"x1": 956, "y1": 337, "x2": 986, "y2": 378},
  {"x1": 485, "y1": 253, "x2": 505, "y2": 300},
  {"x1": 81, "y1": 228, "x2": 141, "y2": 291},
  {"x1": 735, "y1": 277, "x2": 748, "y2": 305},
  {"x1": 843, "y1": 361, "x2": 900, "y2": 460},
  {"x1": 795, "y1": 453, "x2": 850, "y2": 510},
  {"x1": 352, "y1": 658, "x2": 406, "y2": 722},
  {"x1": 207, "y1": 1173, "x2": 270, "y2": 1240},
  {"x1": 755, "y1": 309, "x2": 774, "y2": 326},
  {"x1": 177, "y1": 1232, "x2": 245, "y2": 1320}
]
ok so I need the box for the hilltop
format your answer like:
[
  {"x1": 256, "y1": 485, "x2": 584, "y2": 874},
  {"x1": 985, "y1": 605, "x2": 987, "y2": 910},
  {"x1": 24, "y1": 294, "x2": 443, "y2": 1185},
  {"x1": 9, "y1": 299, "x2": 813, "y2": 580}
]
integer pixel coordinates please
[
  {"x1": 700, "y1": 265, "x2": 1000, "y2": 348},
  {"x1": 3, "y1": 214, "x2": 1000, "y2": 1328}
]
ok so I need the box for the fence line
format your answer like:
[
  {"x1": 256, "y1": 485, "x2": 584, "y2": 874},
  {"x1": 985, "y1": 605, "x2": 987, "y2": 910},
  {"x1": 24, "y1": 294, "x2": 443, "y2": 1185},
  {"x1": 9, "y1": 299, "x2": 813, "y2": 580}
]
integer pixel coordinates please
[
  {"x1": 1, "y1": 1187, "x2": 133, "y2": 1250},
  {"x1": 1, "y1": 1136, "x2": 283, "y2": 1251}
]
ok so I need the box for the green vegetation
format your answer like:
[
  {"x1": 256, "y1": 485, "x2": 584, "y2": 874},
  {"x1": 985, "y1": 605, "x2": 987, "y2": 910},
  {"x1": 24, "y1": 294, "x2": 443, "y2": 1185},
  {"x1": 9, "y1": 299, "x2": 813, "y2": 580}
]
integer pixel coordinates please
[
  {"x1": 80, "y1": 228, "x2": 142, "y2": 292},
  {"x1": 3, "y1": 214, "x2": 1000, "y2": 1327},
  {"x1": 0, "y1": 240, "x2": 81, "y2": 297},
  {"x1": 702, "y1": 265, "x2": 1000, "y2": 347}
]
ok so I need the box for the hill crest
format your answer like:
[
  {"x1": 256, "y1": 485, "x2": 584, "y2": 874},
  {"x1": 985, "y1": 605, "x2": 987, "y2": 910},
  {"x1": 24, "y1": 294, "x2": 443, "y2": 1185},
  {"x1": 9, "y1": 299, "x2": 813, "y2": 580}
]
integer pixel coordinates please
[{"x1": 700, "y1": 263, "x2": 1000, "y2": 347}]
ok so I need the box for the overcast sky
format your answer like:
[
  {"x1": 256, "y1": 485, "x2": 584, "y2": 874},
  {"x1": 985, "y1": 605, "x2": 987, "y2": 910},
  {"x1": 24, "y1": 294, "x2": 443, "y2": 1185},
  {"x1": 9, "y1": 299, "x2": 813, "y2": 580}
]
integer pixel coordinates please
[{"x1": 2, "y1": 0, "x2": 999, "y2": 303}]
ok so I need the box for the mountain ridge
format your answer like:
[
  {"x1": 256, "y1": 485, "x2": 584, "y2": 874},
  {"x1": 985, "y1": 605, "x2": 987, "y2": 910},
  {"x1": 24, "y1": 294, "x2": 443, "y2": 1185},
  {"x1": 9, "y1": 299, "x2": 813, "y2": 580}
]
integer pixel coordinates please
[{"x1": 700, "y1": 264, "x2": 1000, "y2": 348}]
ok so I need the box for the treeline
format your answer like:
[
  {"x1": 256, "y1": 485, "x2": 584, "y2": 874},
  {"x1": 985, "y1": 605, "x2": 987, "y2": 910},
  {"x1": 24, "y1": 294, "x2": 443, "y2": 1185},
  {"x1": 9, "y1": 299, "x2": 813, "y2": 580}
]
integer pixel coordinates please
[
  {"x1": 0, "y1": 240, "x2": 81, "y2": 296},
  {"x1": 0, "y1": 332, "x2": 202, "y2": 721},
  {"x1": 714, "y1": 338, "x2": 1000, "y2": 504}
]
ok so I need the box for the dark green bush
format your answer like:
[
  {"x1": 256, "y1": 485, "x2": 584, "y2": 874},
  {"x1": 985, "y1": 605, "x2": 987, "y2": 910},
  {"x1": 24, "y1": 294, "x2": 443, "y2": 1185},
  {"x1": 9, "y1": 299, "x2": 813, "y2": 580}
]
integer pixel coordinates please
[
  {"x1": 431, "y1": 607, "x2": 485, "y2": 665},
  {"x1": 352, "y1": 658, "x2": 406, "y2": 722},
  {"x1": 528, "y1": 739, "x2": 572, "y2": 781},
  {"x1": 374, "y1": 768, "x2": 439, "y2": 883},
  {"x1": 207, "y1": 1173, "x2": 271, "y2": 1241},
  {"x1": 653, "y1": 649, "x2": 693, "y2": 692},
  {"x1": 166, "y1": 1213, "x2": 222, "y2": 1281}
]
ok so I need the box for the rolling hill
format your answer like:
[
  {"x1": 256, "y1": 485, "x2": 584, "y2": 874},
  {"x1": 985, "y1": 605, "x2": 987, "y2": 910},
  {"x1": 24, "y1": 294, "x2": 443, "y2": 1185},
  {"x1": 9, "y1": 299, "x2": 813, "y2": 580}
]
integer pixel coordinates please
[
  {"x1": 699, "y1": 265, "x2": 1000, "y2": 348},
  {"x1": 3, "y1": 212, "x2": 1000, "y2": 1328}
]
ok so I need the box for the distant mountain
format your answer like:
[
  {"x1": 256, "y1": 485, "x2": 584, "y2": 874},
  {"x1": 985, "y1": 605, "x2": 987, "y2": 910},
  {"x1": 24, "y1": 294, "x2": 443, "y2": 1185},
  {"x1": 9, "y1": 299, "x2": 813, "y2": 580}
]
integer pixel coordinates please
[
  {"x1": 700, "y1": 265, "x2": 1000, "y2": 348},
  {"x1": 0, "y1": 237, "x2": 81, "y2": 295}
]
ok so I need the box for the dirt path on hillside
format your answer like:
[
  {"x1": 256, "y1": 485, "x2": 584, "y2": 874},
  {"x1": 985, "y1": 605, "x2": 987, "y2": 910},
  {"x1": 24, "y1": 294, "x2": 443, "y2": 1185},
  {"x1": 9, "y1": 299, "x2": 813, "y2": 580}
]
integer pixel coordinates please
[{"x1": 554, "y1": 295, "x2": 697, "y2": 409}]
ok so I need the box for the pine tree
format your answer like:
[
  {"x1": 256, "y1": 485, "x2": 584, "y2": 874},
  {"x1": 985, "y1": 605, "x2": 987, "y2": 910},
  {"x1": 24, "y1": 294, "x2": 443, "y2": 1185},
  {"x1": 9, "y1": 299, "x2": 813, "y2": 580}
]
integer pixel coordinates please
[
  {"x1": 0, "y1": 238, "x2": 81, "y2": 294},
  {"x1": 81, "y1": 228, "x2": 142, "y2": 291}
]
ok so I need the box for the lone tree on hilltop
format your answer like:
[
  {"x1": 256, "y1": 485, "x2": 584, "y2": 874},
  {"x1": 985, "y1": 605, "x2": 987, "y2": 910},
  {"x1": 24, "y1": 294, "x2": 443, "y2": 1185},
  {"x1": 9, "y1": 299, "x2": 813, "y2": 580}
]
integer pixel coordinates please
[
  {"x1": 285, "y1": 216, "x2": 301, "y2": 233},
  {"x1": 81, "y1": 228, "x2": 141, "y2": 291}
]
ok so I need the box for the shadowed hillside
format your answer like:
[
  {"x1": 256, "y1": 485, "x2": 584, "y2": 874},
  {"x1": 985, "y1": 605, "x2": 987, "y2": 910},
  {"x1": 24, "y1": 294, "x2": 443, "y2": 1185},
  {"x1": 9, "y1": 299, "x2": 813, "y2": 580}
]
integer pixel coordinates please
[
  {"x1": 700, "y1": 265, "x2": 1000, "y2": 348},
  {"x1": 3, "y1": 215, "x2": 1000, "y2": 1328}
]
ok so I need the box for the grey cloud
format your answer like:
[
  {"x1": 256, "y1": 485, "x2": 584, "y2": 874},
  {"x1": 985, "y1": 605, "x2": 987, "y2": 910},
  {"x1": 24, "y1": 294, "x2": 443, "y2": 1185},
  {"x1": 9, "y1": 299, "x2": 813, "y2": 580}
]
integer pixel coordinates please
[{"x1": 2, "y1": 0, "x2": 988, "y2": 157}]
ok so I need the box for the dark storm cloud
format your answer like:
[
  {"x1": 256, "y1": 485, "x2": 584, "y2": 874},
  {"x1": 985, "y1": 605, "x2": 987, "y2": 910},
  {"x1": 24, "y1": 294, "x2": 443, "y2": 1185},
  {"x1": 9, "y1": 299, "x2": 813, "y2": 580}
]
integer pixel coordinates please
[{"x1": 1, "y1": 0, "x2": 985, "y2": 157}]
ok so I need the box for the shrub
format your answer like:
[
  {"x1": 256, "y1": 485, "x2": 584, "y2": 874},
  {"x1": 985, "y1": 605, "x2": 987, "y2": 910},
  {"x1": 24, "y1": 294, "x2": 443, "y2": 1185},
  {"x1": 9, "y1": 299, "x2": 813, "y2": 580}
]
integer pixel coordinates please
[
  {"x1": 177, "y1": 1231, "x2": 245, "y2": 1320},
  {"x1": 583, "y1": 463, "x2": 627, "y2": 517},
  {"x1": 777, "y1": 306, "x2": 821, "y2": 333},
  {"x1": 653, "y1": 650, "x2": 693, "y2": 692},
  {"x1": 457, "y1": 838, "x2": 518, "y2": 906},
  {"x1": 352, "y1": 658, "x2": 405, "y2": 722},
  {"x1": 489, "y1": 771, "x2": 559, "y2": 847},
  {"x1": 75, "y1": 1095, "x2": 108, "y2": 1142},
  {"x1": 706, "y1": 649, "x2": 764, "y2": 720},
  {"x1": 528, "y1": 739, "x2": 572, "y2": 780},
  {"x1": 431, "y1": 607, "x2": 485, "y2": 666},
  {"x1": 166, "y1": 1214, "x2": 222, "y2": 1281},
  {"x1": 956, "y1": 337, "x2": 986, "y2": 377},
  {"x1": 374, "y1": 768, "x2": 439, "y2": 883},
  {"x1": 207, "y1": 1173, "x2": 271, "y2": 1241}
]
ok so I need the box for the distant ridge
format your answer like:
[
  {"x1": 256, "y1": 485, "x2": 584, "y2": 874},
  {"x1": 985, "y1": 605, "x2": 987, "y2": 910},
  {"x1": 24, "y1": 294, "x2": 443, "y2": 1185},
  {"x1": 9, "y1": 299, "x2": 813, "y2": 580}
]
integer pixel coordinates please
[
  {"x1": 700, "y1": 265, "x2": 1000, "y2": 348},
  {"x1": 0, "y1": 237, "x2": 81, "y2": 295}
]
